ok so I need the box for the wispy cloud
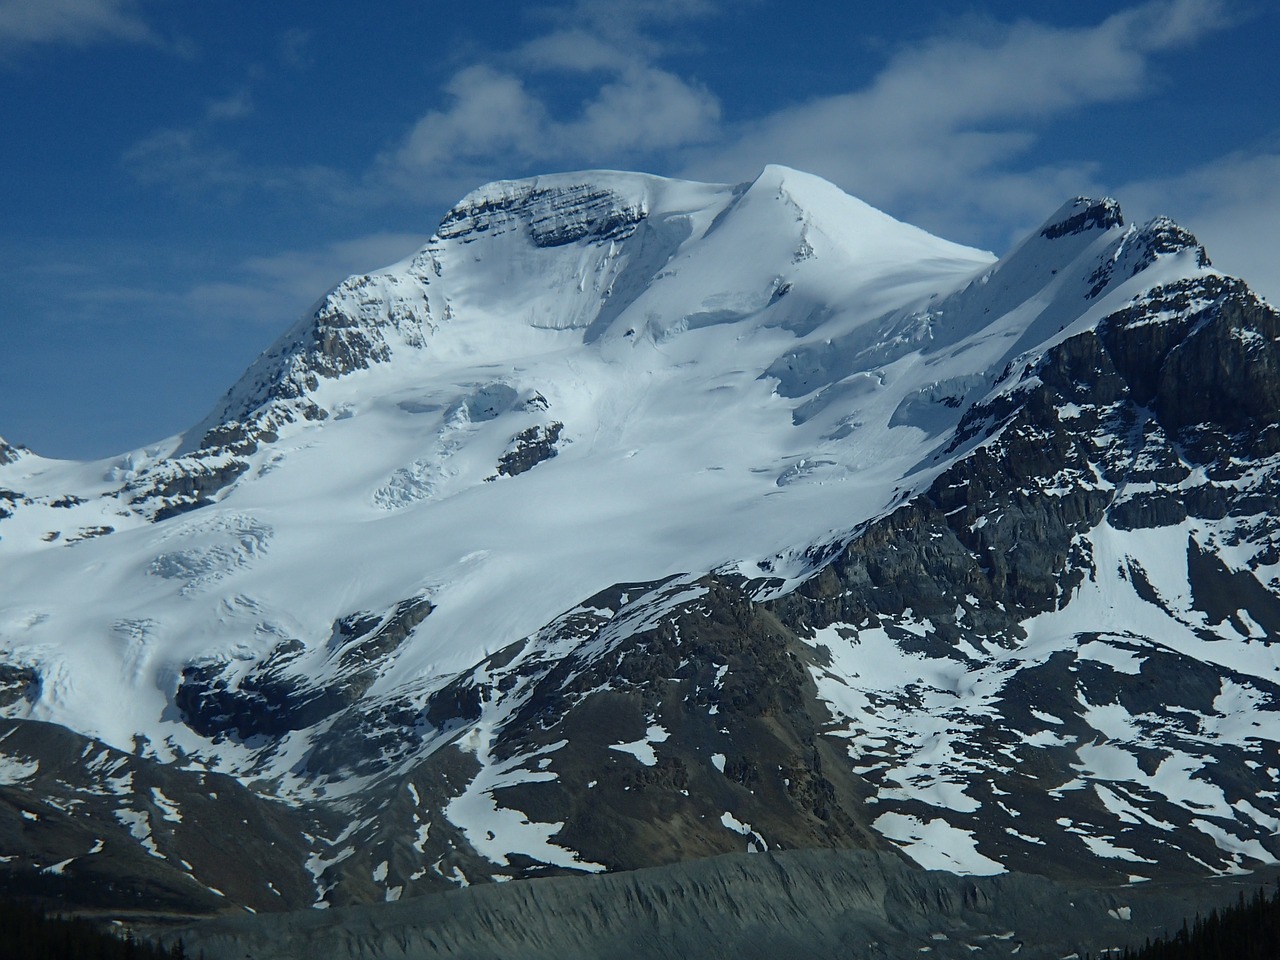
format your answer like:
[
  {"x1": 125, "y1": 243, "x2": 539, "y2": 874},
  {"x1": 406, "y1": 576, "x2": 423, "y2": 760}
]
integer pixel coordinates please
[
  {"x1": 377, "y1": 61, "x2": 719, "y2": 189},
  {"x1": 31, "y1": 231, "x2": 429, "y2": 353},
  {"x1": 379, "y1": 65, "x2": 548, "y2": 179},
  {"x1": 515, "y1": 29, "x2": 623, "y2": 73},
  {"x1": 529, "y1": 0, "x2": 725, "y2": 57},
  {"x1": 3, "y1": 229, "x2": 428, "y2": 457},
  {"x1": 122, "y1": 126, "x2": 251, "y2": 196},
  {"x1": 212, "y1": 231, "x2": 430, "y2": 323},
  {"x1": 0, "y1": 0, "x2": 155, "y2": 51},
  {"x1": 369, "y1": 0, "x2": 1240, "y2": 244},
  {"x1": 364, "y1": 0, "x2": 728, "y2": 201},
  {"x1": 121, "y1": 122, "x2": 347, "y2": 203},
  {"x1": 114, "y1": 1, "x2": 727, "y2": 209},
  {"x1": 277, "y1": 27, "x2": 312, "y2": 70},
  {"x1": 113, "y1": 0, "x2": 1253, "y2": 266},
  {"x1": 205, "y1": 86, "x2": 254, "y2": 122},
  {"x1": 374, "y1": 52, "x2": 720, "y2": 201},
  {"x1": 119, "y1": 35, "x2": 342, "y2": 203},
  {"x1": 680, "y1": 0, "x2": 1235, "y2": 247},
  {"x1": 1120, "y1": 149, "x2": 1280, "y2": 303}
]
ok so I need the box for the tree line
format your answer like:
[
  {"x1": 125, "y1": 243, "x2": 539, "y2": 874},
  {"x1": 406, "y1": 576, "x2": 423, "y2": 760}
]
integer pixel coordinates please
[
  {"x1": 1094, "y1": 883, "x2": 1280, "y2": 960},
  {"x1": 0, "y1": 898, "x2": 187, "y2": 960}
]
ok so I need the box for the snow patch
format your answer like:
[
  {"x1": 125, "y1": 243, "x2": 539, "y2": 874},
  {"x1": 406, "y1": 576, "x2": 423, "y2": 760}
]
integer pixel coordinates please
[
  {"x1": 0, "y1": 755, "x2": 38, "y2": 784},
  {"x1": 608, "y1": 724, "x2": 669, "y2": 767},
  {"x1": 873, "y1": 812, "x2": 1005, "y2": 875}
]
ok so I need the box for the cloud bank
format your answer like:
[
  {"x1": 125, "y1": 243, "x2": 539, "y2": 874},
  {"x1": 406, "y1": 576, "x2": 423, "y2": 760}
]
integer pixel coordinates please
[{"x1": 0, "y1": 0, "x2": 155, "y2": 51}]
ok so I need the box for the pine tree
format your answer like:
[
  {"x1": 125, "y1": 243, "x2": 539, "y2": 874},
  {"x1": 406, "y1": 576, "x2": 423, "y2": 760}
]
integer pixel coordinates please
[
  {"x1": 1117, "y1": 882, "x2": 1280, "y2": 960},
  {"x1": 0, "y1": 897, "x2": 182, "y2": 960}
]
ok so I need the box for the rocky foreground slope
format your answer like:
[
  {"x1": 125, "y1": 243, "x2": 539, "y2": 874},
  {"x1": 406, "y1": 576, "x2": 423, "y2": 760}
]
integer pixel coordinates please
[{"x1": 0, "y1": 167, "x2": 1277, "y2": 923}]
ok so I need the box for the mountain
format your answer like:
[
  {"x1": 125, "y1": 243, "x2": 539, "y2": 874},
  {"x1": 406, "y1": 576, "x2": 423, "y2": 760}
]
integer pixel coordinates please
[{"x1": 0, "y1": 166, "x2": 1278, "y2": 932}]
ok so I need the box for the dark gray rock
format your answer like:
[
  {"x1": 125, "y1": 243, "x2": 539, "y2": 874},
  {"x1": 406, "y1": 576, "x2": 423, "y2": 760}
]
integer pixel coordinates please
[
  {"x1": 437, "y1": 182, "x2": 647, "y2": 248},
  {"x1": 494, "y1": 422, "x2": 563, "y2": 477},
  {"x1": 0, "y1": 719, "x2": 331, "y2": 916},
  {"x1": 176, "y1": 596, "x2": 432, "y2": 742},
  {"x1": 0, "y1": 664, "x2": 38, "y2": 707},
  {"x1": 0, "y1": 436, "x2": 24, "y2": 466},
  {"x1": 1040, "y1": 196, "x2": 1124, "y2": 240}
]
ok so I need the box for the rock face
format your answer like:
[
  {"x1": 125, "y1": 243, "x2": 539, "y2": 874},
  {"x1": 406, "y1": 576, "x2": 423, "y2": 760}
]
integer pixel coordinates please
[
  {"x1": 1040, "y1": 196, "x2": 1125, "y2": 241},
  {"x1": 494, "y1": 422, "x2": 563, "y2": 477},
  {"x1": 0, "y1": 437, "x2": 21, "y2": 467},
  {"x1": 0, "y1": 719, "x2": 327, "y2": 916},
  {"x1": 174, "y1": 596, "x2": 433, "y2": 740},
  {"x1": 437, "y1": 179, "x2": 648, "y2": 247},
  {"x1": 760, "y1": 273, "x2": 1280, "y2": 881},
  {"x1": 0, "y1": 167, "x2": 1278, "y2": 925}
]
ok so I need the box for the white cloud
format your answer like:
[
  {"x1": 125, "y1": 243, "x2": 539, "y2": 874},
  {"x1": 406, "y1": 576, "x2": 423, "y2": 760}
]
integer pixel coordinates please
[
  {"x1": 516, "y1": 29, "x2": 622, "y2": 73},
  {"x1": 565, "y1": 65, "x2": 719, "y2": 153},
  {"x1": 113, "y1": 0, "x2": 1255, "y2": 270},
  {"x1": 123, "y1": 128, "x2": 241, "y2": 188},
  {"x1": 679, "y1": 0, "x2": 1233, "y2": 247},
  {"x1": 0, "y1": 0, "x2": 154, "y2": 50},
  {"x1": 364, "y1": 0, "x2": 1236, "y2": 249},
  {"x1": 384, "y1": 65, "x2": 549, "y2": 177},
  {"x1": 368, "y1": 0, "x2": 724, "y2": 200},
  {"x1": 376, "y1": 60, "x2": 719, "y2": 199}
]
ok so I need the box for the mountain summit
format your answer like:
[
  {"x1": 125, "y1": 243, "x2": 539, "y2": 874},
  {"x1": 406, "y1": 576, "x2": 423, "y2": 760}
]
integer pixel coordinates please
[{"x1": 0, "y1": 167, "x2": 1277, "y2": 917}]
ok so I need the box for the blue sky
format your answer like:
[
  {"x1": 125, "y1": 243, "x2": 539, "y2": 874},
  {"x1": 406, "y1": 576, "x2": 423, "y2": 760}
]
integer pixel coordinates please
[{"x1": 2, "y1": 0, "x2": 1278, "y2": 459}]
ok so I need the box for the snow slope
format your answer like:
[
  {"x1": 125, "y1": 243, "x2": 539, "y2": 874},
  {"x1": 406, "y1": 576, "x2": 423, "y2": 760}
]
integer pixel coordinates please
[
  {"x1": 0, "y1": 166, "x2": 998, "y2": 753},
  {"x1": 0, "y1": 165, "x2": 1276, "y2": 909}
]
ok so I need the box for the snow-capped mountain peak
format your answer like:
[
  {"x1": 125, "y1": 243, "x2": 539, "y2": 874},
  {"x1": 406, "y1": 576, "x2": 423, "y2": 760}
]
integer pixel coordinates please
[{"x1": 2, "y1": 167, "x2": 1278, "y2": 916}]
